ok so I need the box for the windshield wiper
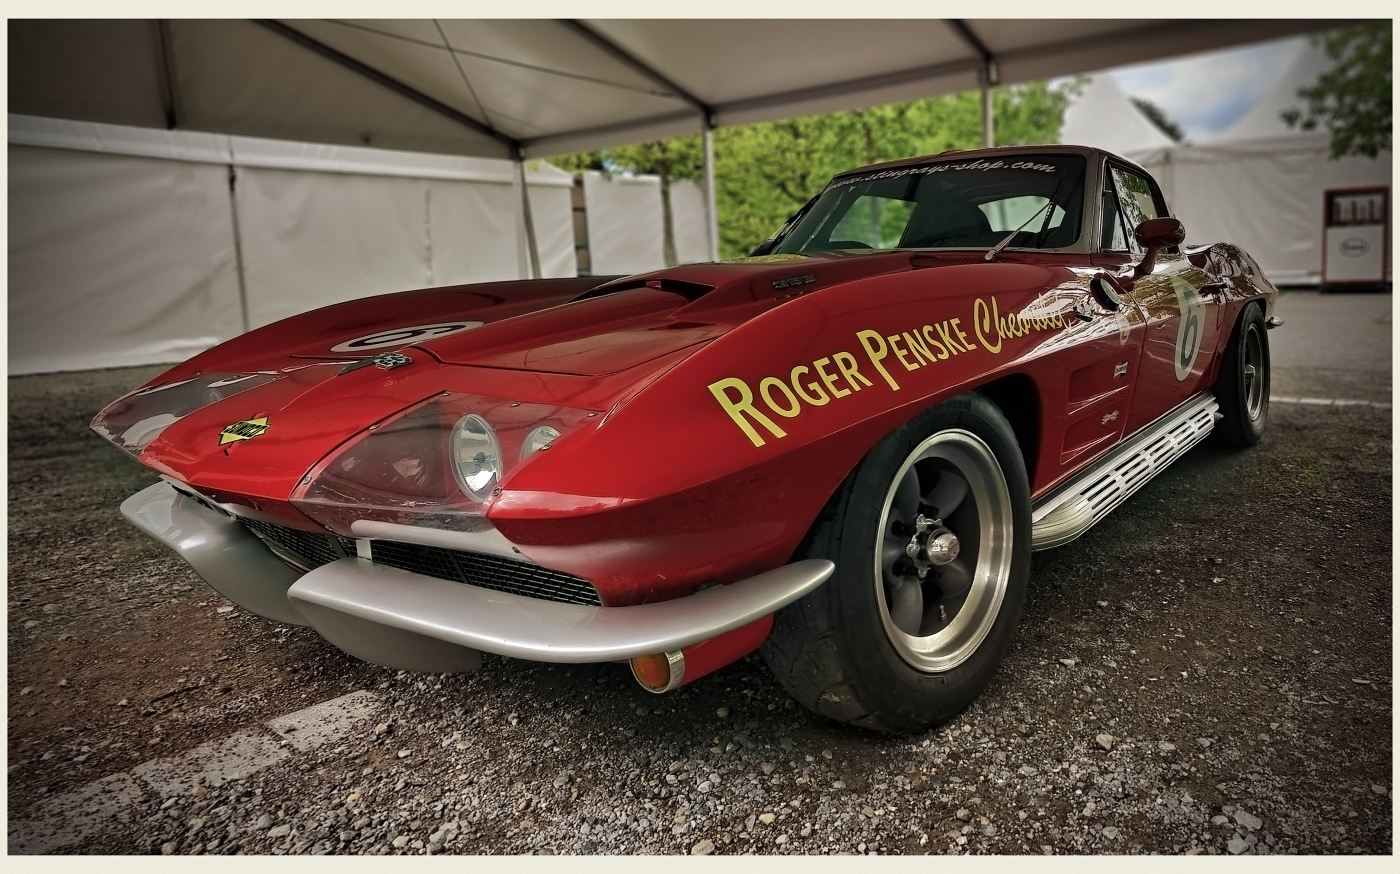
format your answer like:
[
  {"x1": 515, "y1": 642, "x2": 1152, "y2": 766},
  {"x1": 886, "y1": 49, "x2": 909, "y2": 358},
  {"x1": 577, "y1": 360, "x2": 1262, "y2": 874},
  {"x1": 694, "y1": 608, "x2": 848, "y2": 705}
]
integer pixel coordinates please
[{"x1": 984, "y1": 199, "x2": 1054, "y2": 262}]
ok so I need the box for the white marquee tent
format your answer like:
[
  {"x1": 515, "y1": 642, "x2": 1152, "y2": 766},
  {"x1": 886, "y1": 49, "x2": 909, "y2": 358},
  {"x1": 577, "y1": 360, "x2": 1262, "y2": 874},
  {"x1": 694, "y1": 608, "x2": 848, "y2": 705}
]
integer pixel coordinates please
[
  {"x1": 9, "y1": 18, "x2": 1349, "y2": 373},
  {"x1": 1060, "y1": 73, "x2": 1176, "y2": 156},
  {"x1": 1124, "y1": 39, "x2": 1392, "y2": 286}
]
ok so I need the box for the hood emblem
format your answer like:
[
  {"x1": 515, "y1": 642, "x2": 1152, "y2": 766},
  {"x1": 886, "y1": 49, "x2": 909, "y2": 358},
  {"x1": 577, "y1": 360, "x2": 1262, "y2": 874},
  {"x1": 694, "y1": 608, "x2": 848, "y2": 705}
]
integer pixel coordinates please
[
  {"x1": 219, "y1": 416, "x2": 270, "y2": 446},
  {"x1": 338, "y1": 351, "x2": 414, "y2": 376},
  {"x1": 772, "y1": 273, "x2": 815, "y2": 291}
]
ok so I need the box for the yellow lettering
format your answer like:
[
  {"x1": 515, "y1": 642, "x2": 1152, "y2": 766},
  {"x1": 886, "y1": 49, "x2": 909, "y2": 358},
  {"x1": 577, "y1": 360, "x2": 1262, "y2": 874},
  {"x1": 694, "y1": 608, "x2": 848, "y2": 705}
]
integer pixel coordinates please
[
  {"x1": 973, "y1": 297, "x2": 1002, "y2": 354},
  {"x1": 903, "y1": 331, "x2": 935, "y2": 365},
  {"x1": 921, "y1": 325, "x2": 950, "y2": 360},
  {"x1": 759, "y1": 376, "x2": 802, "y2": 418},
  {"x1": 708, "y1": 377, "x2": 786, "y2": 447},
  {"x1": 814, "y1": 357, "x2": 850, "y2": 398},
  {"x1": 935, "y1": 321, "x2": 962, "y2": 356},
  {"x1": 887, "y1": 334, "x2": 919, "y2": 371},
  {"x1": 856, "y1": 330, "x2": 901, "y2": 391},
  {"x1": 790, "y1": 365, "x2": 830, "y2": 406},
  {"x1": 833, "y1": 351, "x2": 874, "y2": 391},
  {"x1": 950, "y1": 318, "x2": 973, "y2": 352}
]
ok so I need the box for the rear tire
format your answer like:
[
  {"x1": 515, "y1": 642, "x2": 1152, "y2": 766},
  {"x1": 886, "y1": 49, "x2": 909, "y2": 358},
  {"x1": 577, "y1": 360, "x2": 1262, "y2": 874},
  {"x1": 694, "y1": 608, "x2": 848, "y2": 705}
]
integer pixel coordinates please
[
  {"x1": 1210, "y1": 302, "x2": 1269, "y2": 447},
  {"x1": 761, "y1": 393, "x2": 1031, "y2": 733}
]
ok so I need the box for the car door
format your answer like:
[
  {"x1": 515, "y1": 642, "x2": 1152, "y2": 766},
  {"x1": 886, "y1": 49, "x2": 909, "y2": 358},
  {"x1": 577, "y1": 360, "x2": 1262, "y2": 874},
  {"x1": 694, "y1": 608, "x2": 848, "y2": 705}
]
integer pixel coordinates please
[{"x1": 1093, "y1": 162, "x2": 1222, "y2": 435}]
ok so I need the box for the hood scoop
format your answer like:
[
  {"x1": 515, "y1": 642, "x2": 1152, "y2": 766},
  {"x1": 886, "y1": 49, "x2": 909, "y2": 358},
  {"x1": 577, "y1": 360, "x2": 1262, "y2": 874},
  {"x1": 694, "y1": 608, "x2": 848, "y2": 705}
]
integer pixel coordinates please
[{"x1": 574, "y1": 277, "x2": 716, "y2": 303}]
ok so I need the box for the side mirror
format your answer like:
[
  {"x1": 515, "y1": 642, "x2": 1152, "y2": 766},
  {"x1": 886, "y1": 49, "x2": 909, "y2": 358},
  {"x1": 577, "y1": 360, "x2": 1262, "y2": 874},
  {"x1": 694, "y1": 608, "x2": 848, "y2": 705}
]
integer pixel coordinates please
[{"x1": 1131, "y1": 217, "x2": 1185, "y2": 278}]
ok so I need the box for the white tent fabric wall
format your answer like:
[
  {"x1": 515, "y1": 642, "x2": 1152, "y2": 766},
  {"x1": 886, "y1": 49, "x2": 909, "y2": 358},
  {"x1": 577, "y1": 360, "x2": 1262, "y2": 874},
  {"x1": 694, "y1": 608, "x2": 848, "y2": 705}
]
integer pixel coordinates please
[
  {"x1": 8, "y1": 114, "x2": 578, "y2": 374},
  {"x1": 1130, "y1": 136, "x2": 1392, "y2": 286},
  {"x1": 669, "y1": 180, "x2": 712, "y2": 265},
  {"x1": 580, "y1": 171, "x2": 666, "y2": 276},
  {"x1": 7, "y1": 145, "x2": 244, "y2": 375},
  {"x1": 522, "y1": 174, "x2": 578, "y2": 281}
]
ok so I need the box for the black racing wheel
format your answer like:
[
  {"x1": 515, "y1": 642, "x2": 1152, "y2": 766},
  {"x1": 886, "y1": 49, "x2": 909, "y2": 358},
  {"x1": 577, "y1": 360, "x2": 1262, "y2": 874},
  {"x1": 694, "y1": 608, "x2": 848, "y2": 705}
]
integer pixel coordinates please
[
  {"x1": 762, "y1": 393, "x2": 1032, "y2": 733},
  {"x1": 1210, "y1": 302, "x2": 1270, "y2": 447}
]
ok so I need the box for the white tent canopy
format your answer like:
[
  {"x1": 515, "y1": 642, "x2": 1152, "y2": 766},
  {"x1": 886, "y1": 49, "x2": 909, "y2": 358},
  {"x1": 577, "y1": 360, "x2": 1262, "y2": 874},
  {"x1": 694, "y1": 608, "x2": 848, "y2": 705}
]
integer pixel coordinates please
[
  {"x1": 11, "y1": 19, "x2": 1343, "y2": 159},
  {"x1": 1211, "y1": 37, "x2": 1329, "y2": 142},
  {"x1": 1060, "y1": 74, "x2": 1176, "y2": 155}
]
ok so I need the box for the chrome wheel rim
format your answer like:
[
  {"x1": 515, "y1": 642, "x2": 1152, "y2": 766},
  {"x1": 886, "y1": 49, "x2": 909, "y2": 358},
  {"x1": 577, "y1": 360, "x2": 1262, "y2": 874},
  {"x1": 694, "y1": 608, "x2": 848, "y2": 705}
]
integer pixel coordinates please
[
  {"x1": 1243, "y1": 324, "x2": 1265, "y2": 421},
  {"x1": 873, "y1": 429, "x2": 1014, "y2": 673}
]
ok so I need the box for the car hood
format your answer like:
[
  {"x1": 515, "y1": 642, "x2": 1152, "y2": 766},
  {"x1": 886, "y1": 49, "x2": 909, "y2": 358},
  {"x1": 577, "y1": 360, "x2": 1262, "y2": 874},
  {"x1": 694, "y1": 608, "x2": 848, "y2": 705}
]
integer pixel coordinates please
[{"x1": 168, "y1": 253, "x2": 921, "y2": 380}]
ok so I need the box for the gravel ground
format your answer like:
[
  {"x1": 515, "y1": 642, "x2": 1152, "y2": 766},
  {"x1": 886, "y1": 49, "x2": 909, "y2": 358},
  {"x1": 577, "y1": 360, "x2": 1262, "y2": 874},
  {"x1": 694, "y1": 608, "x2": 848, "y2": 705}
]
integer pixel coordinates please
[{"x1": 7, "y1": 292, "x2": 1393, "y2": 856}]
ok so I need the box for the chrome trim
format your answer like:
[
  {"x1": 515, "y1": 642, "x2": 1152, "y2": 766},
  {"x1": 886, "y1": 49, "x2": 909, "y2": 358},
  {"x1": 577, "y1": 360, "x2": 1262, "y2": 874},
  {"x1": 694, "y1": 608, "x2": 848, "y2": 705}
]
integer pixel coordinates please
[
  {"x1": 349, "y1": 518, "x2": 532, "y2": 563},
  {"x1": 1031, "y1": 392, "x2": 1218, "y2": 550},
  {"x1": 286, "y1": 557, "x2": 835, "y2": 668},
  {"x1": 121, "y1": 482, "x2": 308, "y2": 625}
]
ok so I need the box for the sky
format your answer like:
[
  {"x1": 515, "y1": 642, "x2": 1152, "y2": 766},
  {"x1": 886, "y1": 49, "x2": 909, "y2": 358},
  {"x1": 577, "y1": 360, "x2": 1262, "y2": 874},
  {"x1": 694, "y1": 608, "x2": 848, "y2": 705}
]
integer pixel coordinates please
[{"x1": 1106, "y1": 36, "x2": 1308, "y2": 142}]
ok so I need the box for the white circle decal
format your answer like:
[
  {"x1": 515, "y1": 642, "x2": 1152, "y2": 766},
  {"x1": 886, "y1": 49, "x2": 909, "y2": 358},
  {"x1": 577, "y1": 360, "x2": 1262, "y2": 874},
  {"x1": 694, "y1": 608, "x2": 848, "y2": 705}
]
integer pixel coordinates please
[
  {"x1": 330, "y1": 321, "x2": 483, "y2": 353},
  {"x1": 1169, "y1": 276, "x2": 1205, "y2": 382}
]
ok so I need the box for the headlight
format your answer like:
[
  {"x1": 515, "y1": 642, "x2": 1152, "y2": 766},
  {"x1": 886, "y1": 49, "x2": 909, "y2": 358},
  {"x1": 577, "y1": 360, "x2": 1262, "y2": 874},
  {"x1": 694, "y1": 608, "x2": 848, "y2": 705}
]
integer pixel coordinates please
[
  {"x1": 291, "y1": 395, "x2": 594, "y2": 537},
  {"x1": 520, "y1": 425, "x2": 561, "y2": 460},
  {"x1": 452, "y1": 414, "x2": 503, "y2": 501}
]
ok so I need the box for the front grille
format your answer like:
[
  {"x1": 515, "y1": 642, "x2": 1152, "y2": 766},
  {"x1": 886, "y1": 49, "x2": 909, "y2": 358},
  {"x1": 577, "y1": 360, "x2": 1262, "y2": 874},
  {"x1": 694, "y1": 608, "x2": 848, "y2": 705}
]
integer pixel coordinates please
[
  {"x1": 241, "y1": 518, "x2": 355, "y2": 571},
  {"x1": 239, "y1": 519, "x2": 602, "y2": 606},
  {"x1": 371, "y1": 540, "x2": 603, "y2": 606}
]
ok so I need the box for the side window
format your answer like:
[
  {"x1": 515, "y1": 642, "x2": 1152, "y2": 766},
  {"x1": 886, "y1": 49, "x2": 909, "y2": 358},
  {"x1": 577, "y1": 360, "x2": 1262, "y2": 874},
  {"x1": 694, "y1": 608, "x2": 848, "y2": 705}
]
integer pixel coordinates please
[
  {"x1": 828, "y1": 195, "x2": 916, "y2": 249},
  {"x1": 1100, "y1": 175, "x2": 1130, "y2": 252},
  {"x1": 1109, "y1": 166, "x2": 1160, "y2": 253}
]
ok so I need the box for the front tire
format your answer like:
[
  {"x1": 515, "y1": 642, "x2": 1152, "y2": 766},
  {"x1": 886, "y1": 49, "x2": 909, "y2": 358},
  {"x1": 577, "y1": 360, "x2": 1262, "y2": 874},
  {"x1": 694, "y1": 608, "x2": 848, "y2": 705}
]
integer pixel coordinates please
[
  {"x1": 762, "y1": 393, "x2": 1031, "y2": 733},
  {"x1": 1210, "y1": 302, "x2": 1270, "y2": 447}
]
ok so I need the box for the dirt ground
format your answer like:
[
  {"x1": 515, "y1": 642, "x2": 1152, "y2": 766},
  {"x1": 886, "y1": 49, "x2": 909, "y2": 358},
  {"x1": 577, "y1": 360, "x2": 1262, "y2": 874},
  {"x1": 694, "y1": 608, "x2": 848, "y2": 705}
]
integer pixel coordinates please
[{"x1": 6, "y1": 291, "x2": 1392, "y2": 855}]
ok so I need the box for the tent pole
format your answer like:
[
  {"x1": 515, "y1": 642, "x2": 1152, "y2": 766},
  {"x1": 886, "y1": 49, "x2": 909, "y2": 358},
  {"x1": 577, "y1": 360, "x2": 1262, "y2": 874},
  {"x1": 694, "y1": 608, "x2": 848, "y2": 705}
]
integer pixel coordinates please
[
  {"x1": 703, "y1": 119, "x2": 719, "y2": 262},
  {"x1": 226, "y1": 164, "x2": 251, "y2": 334},
  {"x1": 981, "y1": 60, "x2": 996, "y2": 148},
  {"x1": 516, "y1": 155, "x2": 542, "y2": 280}
]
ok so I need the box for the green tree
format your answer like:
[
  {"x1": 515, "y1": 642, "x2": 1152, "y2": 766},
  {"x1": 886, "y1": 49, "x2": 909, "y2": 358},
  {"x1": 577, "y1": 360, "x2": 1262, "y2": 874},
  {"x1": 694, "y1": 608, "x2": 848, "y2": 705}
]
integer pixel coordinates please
[
  {"x1": 1282, "y1": 22, "x2": 1392, "y2": 159},
  {"x1": 551, "y1": 78, "x2": 1077, "y2": 261}
]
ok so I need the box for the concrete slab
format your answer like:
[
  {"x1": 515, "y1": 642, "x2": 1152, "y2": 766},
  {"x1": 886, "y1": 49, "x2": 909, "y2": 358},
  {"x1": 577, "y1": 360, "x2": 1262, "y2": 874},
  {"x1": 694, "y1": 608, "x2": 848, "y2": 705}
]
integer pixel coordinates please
[
  {"x1": 8, "y1": 771, "x2": 145, "y2": 854},
  {"x1": 266, "y1": 690, "x2": 383, "y2": 752},
  {"x1": 132, "y1": 728, "x2": 289, "y2": 797}
]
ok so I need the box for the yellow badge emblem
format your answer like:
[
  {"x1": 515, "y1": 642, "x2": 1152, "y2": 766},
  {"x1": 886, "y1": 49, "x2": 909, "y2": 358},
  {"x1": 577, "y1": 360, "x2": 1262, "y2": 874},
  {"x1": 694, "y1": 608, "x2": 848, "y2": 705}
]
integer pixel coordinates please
[{"x1": 219, "y1": 416, "x2": 270, "y2": 446}]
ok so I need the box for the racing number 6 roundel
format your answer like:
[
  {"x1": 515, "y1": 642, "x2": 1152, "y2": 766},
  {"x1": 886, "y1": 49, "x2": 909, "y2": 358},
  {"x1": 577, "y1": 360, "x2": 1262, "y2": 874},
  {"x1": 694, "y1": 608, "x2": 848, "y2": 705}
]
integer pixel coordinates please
[
  {"x1": 329, "y1": 321, "x2": 483, "y2": 353},
  {"x1": 1169, "y1": 276, "x2": 1205, "y2": 381}
]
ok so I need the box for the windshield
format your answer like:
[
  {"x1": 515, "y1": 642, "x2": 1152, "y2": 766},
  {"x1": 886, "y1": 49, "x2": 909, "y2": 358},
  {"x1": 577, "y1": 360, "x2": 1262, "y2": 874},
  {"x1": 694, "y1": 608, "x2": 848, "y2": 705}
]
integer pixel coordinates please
[{"x1": 772, "y1": 154, "x2": 1087, "y2": 255}]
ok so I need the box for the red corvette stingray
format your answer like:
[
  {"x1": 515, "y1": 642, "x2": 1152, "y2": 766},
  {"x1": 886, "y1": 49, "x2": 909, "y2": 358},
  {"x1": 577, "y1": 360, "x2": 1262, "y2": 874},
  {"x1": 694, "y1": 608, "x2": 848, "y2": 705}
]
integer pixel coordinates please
[{"x1": 94, "y1": 145, "x2": 1277, "y2": 731}]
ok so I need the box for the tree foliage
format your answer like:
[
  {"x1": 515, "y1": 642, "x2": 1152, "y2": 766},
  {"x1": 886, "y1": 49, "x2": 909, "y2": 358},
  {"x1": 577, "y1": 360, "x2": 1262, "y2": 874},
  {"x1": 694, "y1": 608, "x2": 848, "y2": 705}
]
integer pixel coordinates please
[
  {"x1": 1282, "y1": 22, "x2": 1392, "y2": 159},
  {"x1": 551, "y1": 79, "x2": 1078, "y2": 260},
  {"x1": 1130, "y1": 96, "x2": 1186, "y2": 144}
]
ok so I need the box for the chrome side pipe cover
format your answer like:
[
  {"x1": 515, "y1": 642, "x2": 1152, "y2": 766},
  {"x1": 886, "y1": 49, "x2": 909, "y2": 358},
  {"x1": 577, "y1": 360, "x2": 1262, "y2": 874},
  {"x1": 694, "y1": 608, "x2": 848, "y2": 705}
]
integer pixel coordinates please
[{"x1": 1030, "y1": 392, "x2": 1219, "y2": 551}]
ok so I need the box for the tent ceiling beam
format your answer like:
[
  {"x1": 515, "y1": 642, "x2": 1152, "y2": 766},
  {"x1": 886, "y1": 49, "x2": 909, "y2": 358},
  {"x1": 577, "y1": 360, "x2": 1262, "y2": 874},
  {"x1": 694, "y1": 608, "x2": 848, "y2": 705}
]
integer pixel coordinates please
[
  {"x1": 560, "y1": 19, "x2": 714, "y2": 126},
  {"x1": 946, "y1": 19, "x2": 998, "y2": 84},
  {"x1": 253, "y1": 18, "x2": 520, "y2": 152},
  {"x1": 521, "y1": 55, "x2": 984, "y2": 155}
]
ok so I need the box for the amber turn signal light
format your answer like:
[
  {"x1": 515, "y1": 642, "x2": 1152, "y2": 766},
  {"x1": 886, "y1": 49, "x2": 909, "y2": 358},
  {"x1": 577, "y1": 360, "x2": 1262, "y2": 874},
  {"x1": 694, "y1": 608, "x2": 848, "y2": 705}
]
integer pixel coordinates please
[{"x1": 630, "y1": 650, "x2": 685, "y2": 693}]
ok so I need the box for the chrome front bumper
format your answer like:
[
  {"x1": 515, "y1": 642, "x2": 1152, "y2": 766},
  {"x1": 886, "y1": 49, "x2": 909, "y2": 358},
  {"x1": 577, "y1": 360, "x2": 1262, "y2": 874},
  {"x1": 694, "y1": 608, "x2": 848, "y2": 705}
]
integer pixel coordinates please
[{"x1": 121, "y1": 481, "x2": 833, "y2": 673}]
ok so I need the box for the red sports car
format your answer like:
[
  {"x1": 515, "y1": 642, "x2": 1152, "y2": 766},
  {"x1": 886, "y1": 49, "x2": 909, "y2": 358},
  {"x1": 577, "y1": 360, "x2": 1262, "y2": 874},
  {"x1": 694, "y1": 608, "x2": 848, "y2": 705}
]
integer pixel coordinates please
[{"x1": 94, "y1": 145, "x2": 1277, "y2": 732}]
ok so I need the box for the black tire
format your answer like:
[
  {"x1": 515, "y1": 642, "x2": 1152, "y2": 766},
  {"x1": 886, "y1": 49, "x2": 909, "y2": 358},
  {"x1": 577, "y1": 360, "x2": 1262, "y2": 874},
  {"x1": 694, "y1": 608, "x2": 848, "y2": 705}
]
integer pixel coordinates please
[
  {"x1": 1209, "y1": 302, "x2": 1270, "y2": 447},
  {"x1": 761, "y1": 393, "x2": 1032, "y2": 733}
]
